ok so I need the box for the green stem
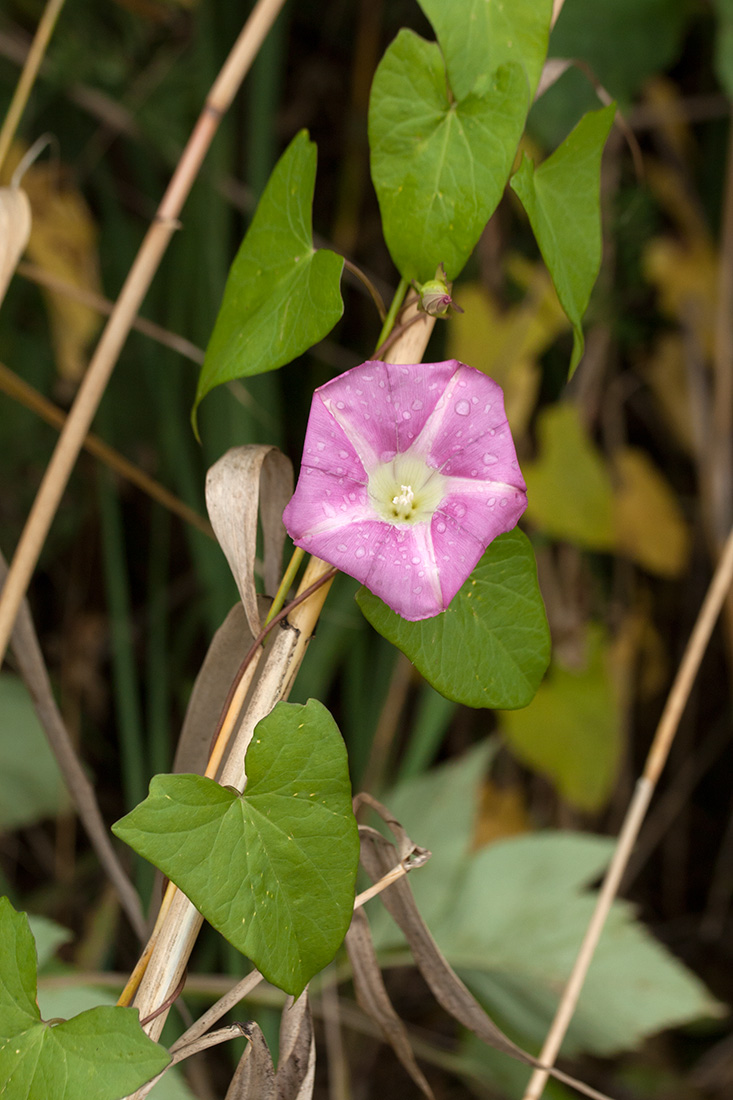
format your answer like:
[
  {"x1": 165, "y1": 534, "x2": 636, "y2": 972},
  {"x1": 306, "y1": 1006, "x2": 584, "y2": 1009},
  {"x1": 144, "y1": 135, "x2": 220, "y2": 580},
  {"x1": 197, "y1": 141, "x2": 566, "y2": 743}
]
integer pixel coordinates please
[
  {"x1": 374, "y1": 277, "x2": 408, "y2": 356},
  {"x1": 265, "y1": 545, "x2": 305, "y2": 625}
]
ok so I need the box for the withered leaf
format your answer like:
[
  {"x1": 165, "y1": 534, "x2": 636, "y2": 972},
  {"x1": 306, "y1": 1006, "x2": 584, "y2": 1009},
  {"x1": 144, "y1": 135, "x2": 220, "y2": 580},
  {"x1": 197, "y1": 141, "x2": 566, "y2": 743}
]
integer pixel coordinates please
[
  {"x1": 225, "y1": 1022, "x2": 275, "y2": 1100},
  {"x1": 206, "y1": 446, "x2": 293, "y2": 638},
  {"x1": 276, "y1": 992, "x2": 315, "y2": 1100},
  {"x1": 346, "y1": 907, "x2": 434, "y2": 1099}
]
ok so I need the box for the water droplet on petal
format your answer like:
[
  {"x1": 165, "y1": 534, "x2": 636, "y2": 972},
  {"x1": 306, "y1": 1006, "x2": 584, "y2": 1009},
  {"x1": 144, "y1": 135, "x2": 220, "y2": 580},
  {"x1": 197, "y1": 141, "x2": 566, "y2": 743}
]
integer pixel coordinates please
[
  {"x1": 402, "y1": 411, "x2": 411, "y2": 420},
  {"x1": 413, "y1": 585, "x2": 423, "y2": 594},
  {"x1": 355, "y1": 546, "x2": 366, "y2": 558},
  {"x1": 316, "y1": 441, "x2": 325, "y2": 451},
  {"x1": 411, "y1": 556, "x2": 421, "y2": 564},
  {"x1": 500, "y1": 498, "x2": 508, "y2": 508},
  {"x1": 436, "y1": 521, "x2": 446, "y2": 533},
  {"x1": 453, "y1": 503, "x2": 466, "y2": 518},
  {"x1": 411, "y1": 399, "x2": 423, "y2": 411},
  {"x1": 483, "y1": 453, "x2": 498, "y2": 465},
  {"x1": 337, "y1": 543, "x2": 348, "y2": 552},
  {"x1": 455, "y1": 399, "x2": 470, "y2": 416},
  {"x1": 336, "y1": 401, "x2": 345, "y2": 410}
]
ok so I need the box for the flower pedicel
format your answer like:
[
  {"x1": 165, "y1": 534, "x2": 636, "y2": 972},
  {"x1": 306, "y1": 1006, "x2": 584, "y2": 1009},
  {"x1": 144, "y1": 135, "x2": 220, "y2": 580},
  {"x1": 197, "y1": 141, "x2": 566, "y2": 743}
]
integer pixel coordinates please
[{"x1": 283, "y1": 359, "x2": 527, "y2": 621}]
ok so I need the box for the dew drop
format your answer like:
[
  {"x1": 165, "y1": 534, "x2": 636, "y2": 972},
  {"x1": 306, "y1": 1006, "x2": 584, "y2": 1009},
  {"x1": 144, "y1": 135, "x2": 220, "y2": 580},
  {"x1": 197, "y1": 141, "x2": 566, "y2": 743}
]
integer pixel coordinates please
[
  {"x1": 337, "y1": 543, "x2": 348, "y2": 552},
  {"x1": 471, "y1": 396, "x2": 478, "y2": 404},
  {"x1": 487, "y1": 497, "x2": 496, "y2": 507},
  {"x1": 413, "y1": 585, "x2": 423, "y2": 594},
  {"x1": 402, "y1": 411, "x2": 411, "y2": 420},
  {"x1": 339, "y1": 449, "x2": 349, "y2": 458},
  {"x1": 336, "y1": 401, "x2": 345, "y2": 410},
  {"x1": 411, "y1": 399, "x2": 423, "y2": 411},
  {"x1": 453, "y1": 503, "x2": 466, "y2": 519},
  {"x1": 470, "y1": 469, "x2": 478, "y2": 477},
  {"x1": 436, "y1": 521, "x2": 446, "y2": 533},
  {"x1": 500, "y1": 498, "x2": 508, "y2": 508},
  {"x1": 316, "y1": 441, "x2": 325, "y2": 451},
  {"x1": 482, "y1": 453, "x2": 498, "y2": 465},
  {"x1": 455, "y1": 399, "x2": 471, "y2": 416},
  {"x1": 411, "y1": 556, "x2": 421, "y2": 564}
]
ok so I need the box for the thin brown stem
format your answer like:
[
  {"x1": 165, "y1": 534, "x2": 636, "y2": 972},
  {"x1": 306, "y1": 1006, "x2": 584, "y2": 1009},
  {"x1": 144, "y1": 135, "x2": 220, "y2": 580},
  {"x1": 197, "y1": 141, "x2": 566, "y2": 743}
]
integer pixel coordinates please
[
  {"x1": 1, "y1": 551, "x2": 146, "y2": 942},
  {"x1": 0, "y1": 361, "x2": 214, "y2": 539},
  {"x1": 17, "y1": 261, "x2": 205, "y2": 364},
  {"x1": 522, "y1": 521, "x2": 733, "y2": 1100},
  {"x1": 0, "y1": 0, "x2": 288, "y2": 669}
]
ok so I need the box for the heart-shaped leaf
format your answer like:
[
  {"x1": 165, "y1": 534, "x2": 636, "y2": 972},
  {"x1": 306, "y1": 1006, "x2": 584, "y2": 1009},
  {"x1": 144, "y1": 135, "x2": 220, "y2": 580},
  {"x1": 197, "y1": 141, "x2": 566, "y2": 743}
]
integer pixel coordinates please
[
  {"x1": 510, "y1": 104, "x2": 615, "y2": 376},
  {"x1": 418, "y1": 0, "x2": 552, "y2": 102},
  {"x1": 0, "y1": 898, "x2": 169, "y2": 1100},
  {"x1": 357, "y1": 529, "x2": 550, "y2": 709},
  {"x1": 113, "y1": 700, "x2": 359, "y2": 997},
  {"x1": 193, "y1": 130, "x2": 344, "y2": 429},
  {"x1": 368, "y1": 29, "x2": 529, "y2": 283}
]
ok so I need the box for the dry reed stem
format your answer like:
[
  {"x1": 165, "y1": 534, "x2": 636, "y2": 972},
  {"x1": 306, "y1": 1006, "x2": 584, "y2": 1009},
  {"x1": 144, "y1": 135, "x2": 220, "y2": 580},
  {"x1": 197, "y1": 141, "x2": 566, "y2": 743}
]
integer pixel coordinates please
[
  {"x1": 0, "y1": 361, "x2": 214, "y2": 538},
  {"x1": 0, "y1": 0, "x2": 288, "y2": 668},
  {"x1": 0, "y1": 0, "x2": 66, "y2": 173},
  {"x1": 125, "y1": 302, "x2": 437, "y2": 1053},
  {"x1": 522, "y1": 520, "x2": 733, "y2": 1100}
]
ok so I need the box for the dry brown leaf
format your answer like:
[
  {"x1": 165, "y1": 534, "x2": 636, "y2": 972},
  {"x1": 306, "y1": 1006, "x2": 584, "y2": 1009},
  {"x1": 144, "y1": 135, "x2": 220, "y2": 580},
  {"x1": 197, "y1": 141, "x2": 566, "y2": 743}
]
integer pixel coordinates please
[
  {"x1": 173, "y1": 602, "x2": 261, "y2": 776},
  {"x1": 225, "y1": 1022, "x2": 275, "y2": 1100},
  {"x1": 359, "y1": 828, "x2": 612, "y2": 1100},
  {"x1": 276, "y1": 992, "x2": 316, "y2": 1100},
  {"x1": 0, "y1": 186, "x2": 31, "y2": 308},
  {"x1": 2, "y1": 145, "x2": 102, "y2": 383},
  {"x1": 612, "y1": 447, "x2": 690, "y2": 578},
  {"x1": 345, "y1": 908, "x2": 434, "y2": 1099},
  {"x1": 206, "y1": 446, "x2": 293, "y2": 638}
]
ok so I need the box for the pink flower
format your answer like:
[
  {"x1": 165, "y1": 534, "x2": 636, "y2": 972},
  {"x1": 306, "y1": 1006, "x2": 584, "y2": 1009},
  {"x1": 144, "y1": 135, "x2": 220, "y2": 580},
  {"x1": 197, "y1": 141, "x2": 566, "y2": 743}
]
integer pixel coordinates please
[{"x1": 283, "y1": 359, "x2": 527, "y2": 621}]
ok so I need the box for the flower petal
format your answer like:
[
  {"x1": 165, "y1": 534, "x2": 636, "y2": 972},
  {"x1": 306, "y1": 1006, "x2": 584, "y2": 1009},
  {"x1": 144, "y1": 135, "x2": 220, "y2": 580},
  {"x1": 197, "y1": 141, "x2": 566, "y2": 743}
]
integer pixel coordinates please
[{"x1": 320, "y1": 359, "x2": 456, "y2": 469}]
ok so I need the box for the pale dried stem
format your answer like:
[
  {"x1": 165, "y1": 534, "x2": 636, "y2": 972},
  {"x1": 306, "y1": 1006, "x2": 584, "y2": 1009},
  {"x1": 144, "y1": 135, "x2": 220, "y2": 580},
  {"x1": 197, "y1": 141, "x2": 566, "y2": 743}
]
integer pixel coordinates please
[
  {"x1": 0, "y1": 361, "x2": 214, "y2": 539},
  {"x1": 0, "y1": 0, "x2": 288, "y2": 668},
  {"x1": 0, "y1": 0, "x2": 66, "y2": 173},
  {"x1": 126, "y1": 304, "x2": 436, "y2": 1056},
  {"x1": 522, "y1": 521, "x2": 733, "y2": 1100}
]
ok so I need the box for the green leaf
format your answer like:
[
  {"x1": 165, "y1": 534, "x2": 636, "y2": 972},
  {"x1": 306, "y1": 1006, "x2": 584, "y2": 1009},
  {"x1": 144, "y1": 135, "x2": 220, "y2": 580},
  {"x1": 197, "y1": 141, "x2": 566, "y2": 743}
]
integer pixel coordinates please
[
  {"x1": 356, "y1": 529, "x2": 550, "y2": 709},
  {"x1": 431, "y1": 833, "x2": 723, "y2": 1056},
  {"x1": 113, "y1": 700, "x2": 359, "y2": 997},
  {"x1": 522, "y1": 403, "x2": 615, "y2": 549},
  {"x1": 368, "y1": 29, "x2": 529, "y2": 283},
  {"x1": 0, "y1": 898, "x2": 169, "y2": 1100},
  {"x1": 0, "y1": 672, "x2": 68, "y2": 830},
  {"x1": 510, "y1": 104, "x2": 615, "y2": 376},
  {"x1": 193, "y1": 131, "x2": 344, "y2": 428},
  {"x1": 499, "y1": 625, "x2": 622, "y2": 811},
  {"x1": 418, "y1": 0, "x2": 552, "y2": 101}
]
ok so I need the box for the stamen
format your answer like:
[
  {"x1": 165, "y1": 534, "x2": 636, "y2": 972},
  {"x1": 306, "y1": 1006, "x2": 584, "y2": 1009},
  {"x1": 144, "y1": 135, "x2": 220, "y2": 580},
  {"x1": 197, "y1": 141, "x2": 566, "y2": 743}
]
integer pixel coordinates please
[{"x1": 392, "y1": 484, "x2": 414, "y2": 508}]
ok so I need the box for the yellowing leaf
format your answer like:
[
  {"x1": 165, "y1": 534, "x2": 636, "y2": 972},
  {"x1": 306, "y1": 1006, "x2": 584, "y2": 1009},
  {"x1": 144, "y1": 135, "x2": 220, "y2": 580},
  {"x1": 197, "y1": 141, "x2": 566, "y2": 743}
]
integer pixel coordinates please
[
  {"x1": 612, "y1": 447, "x2": 690, "y2": 577},
  {"x1": 447, "y1": 263, "x2": 567, "y2": 436},
  {"x1": 643, "y1": 235, "x2": 717, "y2": 357},
  {"x1": 499, "y1": 625, "x2": 622, "y2": 812},
  {"x1": 1, "y1": 145, "x2": 102, "y2": 383},
  {"x1": 523, "y1": 403, "x2": 616, "y2": 548},
  {"x1": 641, "y1": 333, "x2": 696, "y2": 456}
]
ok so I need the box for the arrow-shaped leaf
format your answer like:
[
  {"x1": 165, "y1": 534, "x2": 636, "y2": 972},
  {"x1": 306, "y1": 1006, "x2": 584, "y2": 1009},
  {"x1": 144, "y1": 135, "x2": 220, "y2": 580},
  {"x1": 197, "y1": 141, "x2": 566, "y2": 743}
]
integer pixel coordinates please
[
  {"x1": 357, "y1": 530, "x2": 550, "y2": 709},
  {"x1": 368, "y1": 30, "x2": 529, "y2": 283},
  {"x1": 193, "y1": 131, "x2": 344, "y2": 429},
  {"x1": 0, "y1": 898, "x2": 169, "y2": 1100},
  {"x1": 510, "y1": 104, "x2": 615, "y2": 376},
  {"x1": 113, "y1": 700, "x2": 359, "y2": 998}
]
